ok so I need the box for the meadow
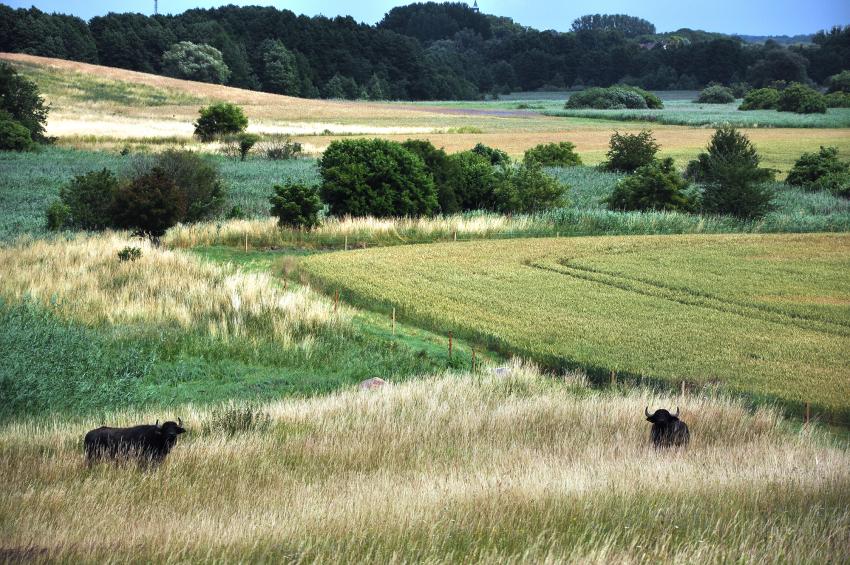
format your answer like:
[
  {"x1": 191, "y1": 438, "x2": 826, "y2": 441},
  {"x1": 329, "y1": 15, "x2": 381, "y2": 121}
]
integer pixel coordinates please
[
  {"x1": 1, "y1": 365, "x2": 848, "y2": 562},
  {"x1": 300, "y1": 234, "x2": 850, "y2": 418}
]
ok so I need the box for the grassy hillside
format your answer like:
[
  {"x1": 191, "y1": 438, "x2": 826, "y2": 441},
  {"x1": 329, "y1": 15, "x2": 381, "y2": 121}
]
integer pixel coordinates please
[
  {"x1": 300, "y1": 234, "x2": 850, "y2": 416},
  {"x1": 1, "y1": 366, "x2": 848, "y2": 562}
]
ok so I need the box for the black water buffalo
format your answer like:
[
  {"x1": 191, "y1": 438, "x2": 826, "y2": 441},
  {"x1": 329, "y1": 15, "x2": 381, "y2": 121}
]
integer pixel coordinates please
[
  {"x1": 84, "y1": 419, "x2": 186, "y2": 463},
  {"x1": 645, "y1": 407, "x2": 689, "y2": 448}
]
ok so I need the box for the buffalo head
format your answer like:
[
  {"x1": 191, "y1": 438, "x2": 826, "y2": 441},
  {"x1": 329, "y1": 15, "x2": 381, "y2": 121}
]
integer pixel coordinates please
[{"x1": 645, "y1": 406, "x2": 679, "y2": 424}]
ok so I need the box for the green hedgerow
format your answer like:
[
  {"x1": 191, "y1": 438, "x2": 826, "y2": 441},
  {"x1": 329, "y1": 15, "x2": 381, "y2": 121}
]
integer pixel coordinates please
[
  {"x1": 786, "y1": 146, "x2": 850, "y2": 195},
  {"x1": 696, "y1": 85, "x2": 735, "y2": 104}
]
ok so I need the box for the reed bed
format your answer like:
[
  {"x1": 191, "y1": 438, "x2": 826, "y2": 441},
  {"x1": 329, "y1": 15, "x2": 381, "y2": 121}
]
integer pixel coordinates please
[{"x1": 1, "y1": 362, "x2": 847, "y2": 562}]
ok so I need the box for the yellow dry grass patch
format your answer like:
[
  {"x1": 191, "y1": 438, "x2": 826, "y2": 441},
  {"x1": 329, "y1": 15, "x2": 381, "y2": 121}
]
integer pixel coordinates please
[
  {"x1": 0, "y1": 233, "x2": 347, "y2": 344},
  {"x1": 1, "y1": 362, "x2": 848, "y2": 562}
]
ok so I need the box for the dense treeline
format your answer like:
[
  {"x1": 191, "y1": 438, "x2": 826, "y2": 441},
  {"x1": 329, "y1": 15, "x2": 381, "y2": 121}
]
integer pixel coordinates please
[{"x1": 1, "y1": 3, "x2": 848, "y2": 99}]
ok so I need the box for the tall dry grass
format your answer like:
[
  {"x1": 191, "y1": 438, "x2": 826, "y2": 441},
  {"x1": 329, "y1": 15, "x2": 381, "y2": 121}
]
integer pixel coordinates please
[
  {"x1": 1, "y1": 362, "x2": 848, "y2": 563},
  {"x1": 0, "y1": 233, "x2": 347, "y2": 345}
]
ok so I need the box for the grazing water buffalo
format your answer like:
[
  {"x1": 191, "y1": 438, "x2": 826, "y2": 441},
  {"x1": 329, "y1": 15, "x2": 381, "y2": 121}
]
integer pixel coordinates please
[
  {"x1": 84, "y1": 419, "x2": 186, "y2": 464},
  {"x1": 645, "y1": 407, "x2": 689, "y2": 448}
]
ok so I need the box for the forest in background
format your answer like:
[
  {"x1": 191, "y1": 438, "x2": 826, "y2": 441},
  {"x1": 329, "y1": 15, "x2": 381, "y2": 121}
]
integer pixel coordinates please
[{"x1": 1, "y1": 2, "x2": 848, "y2": 100}]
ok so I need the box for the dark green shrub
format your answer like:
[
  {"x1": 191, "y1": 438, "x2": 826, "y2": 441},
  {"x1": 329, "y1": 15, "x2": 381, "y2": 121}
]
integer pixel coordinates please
[
  {"x1": 696, "y1": 85, "x2": 735, "y2": 104},
  {"x1": 111, "y1": 167, "x2": 182, "y2": 237},
  {"x1": 826, "y1": 70, "x2": 850, "y2": 94},
  {"x1": 193, "y1": 103, "x2": 248, "y2": 142},
  {"x1": 117, "y1": 246, "x2": 142, "y2": 262},
  {"x1": 45, "y1": 200, "x2": 70, "y2": 231},
  {"x1": 319, "y1": 138, "x2": 438, "y2": 217},
  {"x1": 151, "y1": 150, "x2": 226, "y2": 222},
  {"x1": 269, "y1": 183, "x2": 322, "y2": 229},
  {"x1": 401, "y1": 139, "x2": 459, "y2": 213},
  {"x1": 566, "y1": 86, "x2": 662, "y2": 110},
  {"x1": 606, "y1": 158, "x2": 692, "y2": 212},
  {"x1": 471, "y1": 143, "x2": 510, "y2": 166},
  {"x1": 446, "y1": 151, "x2": 501, "y2": 211},
  {"x1": 601, "y1": 130, "x2": 660, "y2": 173},
  {"x1": 786, "y1": 147, "x2": 850, "y2": 190},
  {"x1": 0, "y1": 62, "x2": 49, "y2": 143},
  {"x1": 739, "y1": 88, "x2": 780, "y2": 110},
  {"x1": 777, "y1": 83, "x2": 827, "y2": 114},
  {"x1": 824, "y1": 92, "x2": 850, "y2": 108},
  {"x1": 494, "y1": 163, "x2": 567, "y2": 213},
  {"x1": 523, "y1": 142, "x2": 582, "y2": 167},
  {"x1": 691, "y1": 127, "x2": 775, "y2": 218},
  {"x1": 57, "y1": 169, "x2": 121, "y2": 230},
  {"x1": 811, "y1": 172, "x2": 850, "y2": 198},
  {"x1": 0, "y1": 111, "x2": 36, "y2": 151}
]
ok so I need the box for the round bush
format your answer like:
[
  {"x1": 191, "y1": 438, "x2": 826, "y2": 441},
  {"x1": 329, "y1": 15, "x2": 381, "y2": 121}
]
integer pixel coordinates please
[
  {"x1": 494, "y1": 163, "x2": 567, "y2": 213},
  {"x1": 111, "y1": 168, "x2": 183, "y2": 237},
  {"x1": 786, "y1": 147, "x2": 850, "y2": 189},
  {"x1": 446, "y1": 151, "x2": 501, "y2": 211},
  {"x1": 149, "y1": 150, "x2": 226, "y2": 222},
  {"x1": 601, "y1": 130, "x2": 659, "y2": 173},
  {"x1": 269, "y1": 183, "x2": 322, "y2": 229},
  {"x1": 824, "y1": 92, "x2": 850, "y2": 108},
  {"x1": 0, "y1": 113, "x2": 35, "y2": 151},
  {"x1": 777, "y1": 83, "x2": 827, "y2": 114},
  {"x1": 565, "y1": 86, "x2": 662, "y2": 110},
  {"x1": 162, "y1": 41, "x2": 231, "y2": 84},
  {"x1": 194, "y1": 103, "x2": 248, "y2": 142},
  {"x1": 606, "y1": 158, "x2": 692, "y2": 212},
  {"x1": 696, "y1": 85, "x2": 735, "y2": 104},
  {"x1": 319, "y1": 138, "x2": 438, "y2": 217},
  {"x1": 739, "y1": 88, "x2": 780, "y2": 111},
  {"x1": 58, "y1": 168, "x2": 121, "y2": 230},
  {"x1": 471, "y1": 143, "x2": 510, "y2": 166},
  {"x1": 523, "y1": 142, "x2": 582, "y2": 167}
]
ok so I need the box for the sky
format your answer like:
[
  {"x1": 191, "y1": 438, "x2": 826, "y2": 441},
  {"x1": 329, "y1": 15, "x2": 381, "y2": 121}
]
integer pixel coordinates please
[{"x1": 3, "y1": 0, "x2": 849, "y2": 36}]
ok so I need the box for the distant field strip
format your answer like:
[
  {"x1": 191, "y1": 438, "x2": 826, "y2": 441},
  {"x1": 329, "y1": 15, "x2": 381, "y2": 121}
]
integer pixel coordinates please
[{"x1": 300, "y1": 234, "x2": 850, "y2": 412}]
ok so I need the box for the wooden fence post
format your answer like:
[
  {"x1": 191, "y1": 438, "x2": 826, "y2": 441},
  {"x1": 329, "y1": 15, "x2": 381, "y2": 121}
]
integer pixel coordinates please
[
  {"x1": 804, "y1": 402, "x2": 810, "y2": 424},
  {"x1": 334, "y1": 290, "x2": 339, "y2": 313},
  {"x1": 344, "y1": 235, "x2": 348, "y2": 251},
  {"x1": 245, "y1": 232, "x2": 248, "y2": 253},
  {"x1": 681, "y1": 380, "x2": 686, "y2": 396},
  {"x1": 448, "y1": 332, "x2": 453, "y2": 359},
  {"x1": 610, "y1": 370, "x2": 616, "y2": 387},
  {"x1": 392, "y1": 307, "x2": 396, "y2": 336},
  {"x1": 472, "y1": 348, "x2": 476, "y2": 370}
]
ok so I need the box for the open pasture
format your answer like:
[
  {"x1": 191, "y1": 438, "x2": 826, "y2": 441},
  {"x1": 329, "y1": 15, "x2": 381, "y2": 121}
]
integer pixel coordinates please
[
  {"x1": 1, "y1": 366, "x2": 848, "y2": 562},
  {"x1": 300, "y1": 234, "x2": 850, "y2": 416}
]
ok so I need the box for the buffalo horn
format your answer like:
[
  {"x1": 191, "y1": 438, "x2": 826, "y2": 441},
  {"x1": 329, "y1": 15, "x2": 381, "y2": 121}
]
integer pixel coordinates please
[
  {"x1": 155, "y1": 419, "x2": 159, "y2": 427},
  {"x1": 675, "y1": 406, "x2": 680, "y2": 417},
  {"x1": 645, "y1": 406, "x2": 650, "y2": 418},
  {"x1": 178, "y1": 417, "x2": 183, "y2": 427}
]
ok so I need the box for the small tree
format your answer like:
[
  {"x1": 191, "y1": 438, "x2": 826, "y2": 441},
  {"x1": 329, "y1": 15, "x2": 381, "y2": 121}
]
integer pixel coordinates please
[
  {"x1": 601, "y1": 130, "x2": 660, "y2": 173},
  {"x1": 739, "y1": 87, "x2": 780, "y2": 110},
  {"x1": 57, "y1": 168, "x2": 121, "y2": 230},
  {"x1": 110, "y1": 168, "x2": 183, "y2": 237},
  {"x1": 606, "y1": 158, "x2": 693, "y2": 212},
  {"x1": 269, "y1": 183, "x2": 322, "y2": 229},
  {"x1": 260, "y1": 39, "x2": 301, "y2": 95},
  {"x1": 0, "y1": 62, "x2": 49, "y2": 142},
  {"x1": 194, "y1": 103, "x2": 248, "y2": 142},
  {"x1": 261, "y1": 134, "x2": 302, "y2": 160},
  {"x1": 696, "y1": 85, "x2": 735, "y2": 104},
  {"x1": 446, "y1": 151, "x2": 501, "y2": 211},
  {"x1": 523, "y1": 142, "x2": 582, "y2": 167},
  {"x1": 161, "y1": 42, "x2": 231, "y2": 84},
  {"x1": 691, "y1": 127, "x2": 775, "y2": 218},
  {"x1": 786, "y1": 147, "x2": 850, "y2": 192},
  {"x1": 495, "y1": 163, "x2": 567, "y2": 213},
  {"x1": 777, "y1": 83, "x2": 827, "y2": 114},
  {"x1": 471, "y1": 143, "x2": 510, "y2": 166},
  {"x1": 319, "y1": 138, "x2": 438, "y2": 217},
  {"x1": 151, "y1": 150, "x2": 226, "y2": 221},
  {"x1": 237, "y1": 132, "x2": 260, "y2": 161}
]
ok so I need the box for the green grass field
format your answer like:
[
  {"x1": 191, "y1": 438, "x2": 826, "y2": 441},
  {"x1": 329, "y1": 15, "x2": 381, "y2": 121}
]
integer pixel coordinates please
[{"x1": 300, "y1": 233, "x2": 850, "y2": 418}]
